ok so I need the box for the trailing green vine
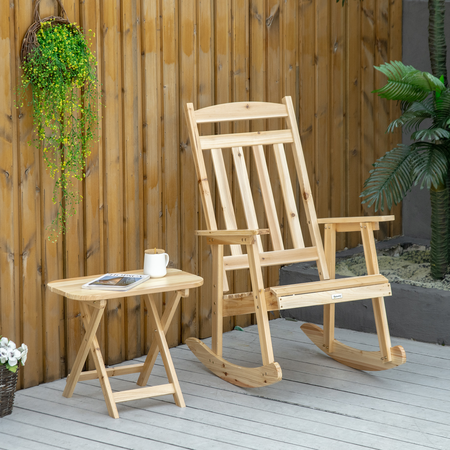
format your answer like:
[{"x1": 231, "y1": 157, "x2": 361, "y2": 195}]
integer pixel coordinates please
[{"x1": 19, "y1": 20, "x2": 99, "y2": 241}]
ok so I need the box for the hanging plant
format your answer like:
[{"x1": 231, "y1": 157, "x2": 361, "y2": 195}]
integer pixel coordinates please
[{"x1": 18, "y1": 0, "x2": 100, "y2": 241}]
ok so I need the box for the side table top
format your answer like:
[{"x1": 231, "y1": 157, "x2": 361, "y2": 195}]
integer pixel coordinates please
[{"x1": 47, "y1": 268, "x2": 203, "y2": 301}]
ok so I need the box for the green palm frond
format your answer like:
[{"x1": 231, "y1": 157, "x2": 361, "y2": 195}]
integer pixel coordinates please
[
  {"x1": 411, "y1": 128, "x2": 450, "y2": 141},
  {"x1": 374, "y1": 61, "x2": 445, "y2": 102},
  {"x1": 412, "y1": 142, "x2": 448, "y2": 189},
  {"x1": 387, "y1": 109, "x2": 432, "y2": 133},
  {"x1": 361, "y1": 145, "x2": 416, "y2": 211},
  {"x1": 433, "y1": 88, "x2": 450, "y2": 127}
]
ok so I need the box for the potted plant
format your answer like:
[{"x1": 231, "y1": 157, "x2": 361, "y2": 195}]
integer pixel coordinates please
[
  {"x1": 338, "y1": 0, "x2": 449, "y2": 279},
  {"x1": 361, "y1": 62, "x2": 449, "y2": 279},
  {"x1": 18, "y1": 0, "x2": 100, "y2": 240},
  {"x1": 0, "y1": 337, "x2": 28, "y2": 417}
]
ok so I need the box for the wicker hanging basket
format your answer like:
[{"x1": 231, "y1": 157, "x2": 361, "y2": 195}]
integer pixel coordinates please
[
  {"x1": 0, "y1": 365, "x2": 19, "y2": 418},
  {"x1": 20, "y1": 0, "x2": 73, "y2": 64}
]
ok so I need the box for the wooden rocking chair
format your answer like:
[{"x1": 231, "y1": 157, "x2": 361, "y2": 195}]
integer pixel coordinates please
[{"x1": 184, "y1": 96, "x2": 406, "y2": 388}]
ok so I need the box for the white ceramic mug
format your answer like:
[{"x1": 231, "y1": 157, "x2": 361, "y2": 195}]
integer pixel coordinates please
[{"x1": 143, "y1": 249, "x2": 169, "y2": 278}]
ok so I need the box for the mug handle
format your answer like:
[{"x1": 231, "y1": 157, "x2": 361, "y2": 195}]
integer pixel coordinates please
[{"x1": 164, "y1": 253, "x2": 169, "y2": 267}]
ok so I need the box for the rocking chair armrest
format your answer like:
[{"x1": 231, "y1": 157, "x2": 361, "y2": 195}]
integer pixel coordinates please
[
  {"x1": 318, "y1": 216, "x2": 394, "y2": 233},
  {"x1": 317, "y1": 216, "x2": 394, "y2": 224},
  {"x1": 196, "y1": 229, "x2": 270, "y2": 245}
]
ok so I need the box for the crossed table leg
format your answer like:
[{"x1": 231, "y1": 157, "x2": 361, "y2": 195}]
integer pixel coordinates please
[{"x1": 62, "y1": 290, "x2": 187, "y2": 418}]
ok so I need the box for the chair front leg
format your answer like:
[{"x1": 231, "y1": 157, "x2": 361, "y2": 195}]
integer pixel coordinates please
[
  {"x1": 211, "y1": 244, "x2": 224, "y2": 357},
  {"x1": 323, "y1": 224, "x2": 336, "y2": 352},
  {"x1": 360, "y1": 223, "x2": 392, "y2": 362},
  {"x1": 247, "y1": 241, "x2": 275, "y2": 366}
]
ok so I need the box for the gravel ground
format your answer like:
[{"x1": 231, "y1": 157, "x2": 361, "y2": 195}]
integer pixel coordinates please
[{"x1": 335, "y1": 243, "x2": 450, "y2": 291}]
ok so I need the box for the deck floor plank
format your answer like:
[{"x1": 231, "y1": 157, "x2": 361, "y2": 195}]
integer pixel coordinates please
[{"x1": 1, "y1": 318, "x2": 449, "y2": 449}]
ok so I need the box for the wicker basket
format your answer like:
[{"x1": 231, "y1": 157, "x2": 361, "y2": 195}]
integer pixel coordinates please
[
  {"x1": 20, "y1": 0, "x2": 72, "y2": 64},
  {"x1": 0, "y1": 365, "x2": 19, "y2": 418}
]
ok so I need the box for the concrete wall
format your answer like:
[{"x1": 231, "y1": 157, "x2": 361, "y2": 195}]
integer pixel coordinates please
[{"x1": 402, "y1": 0, "x2": 450, "y2": 239}]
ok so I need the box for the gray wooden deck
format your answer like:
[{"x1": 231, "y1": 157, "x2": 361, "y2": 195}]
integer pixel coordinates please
[{"x1": 1, "y1": 318, "x2": 449, "y2": 449}]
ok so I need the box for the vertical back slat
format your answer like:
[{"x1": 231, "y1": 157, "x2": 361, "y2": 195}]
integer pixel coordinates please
[
  {"x1": 283, "y1": 97, "x2": 329, "y2": 280},
  {"x1": 211, "y1": 148, "x2": 243, "y2": 256},
  {"x1": 252, "y1": 145, "x2": 284, "y2": 251},
  {"x1": 231, "y1": 147, "x2": 264, "y2": 253},
  {"x1": 272, "y1": 143, "x2": 305, "y2": 249}
]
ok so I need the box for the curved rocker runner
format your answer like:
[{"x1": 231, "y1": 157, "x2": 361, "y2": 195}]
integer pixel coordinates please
[{"x1": 184, "y1": 97, "x2": 407, "y2": 388}]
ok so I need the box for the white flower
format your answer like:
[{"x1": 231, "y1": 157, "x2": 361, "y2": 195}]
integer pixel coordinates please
[
  {"x1": 8, "y1": 349, "x2": 20, "y2": 367},
  {"x1": 7, "y1": 341, "x2": 16, "y2": 350},
  {"x1": 0, "y1": 348, "x2": 7, "y2": 364},
  {"x1": 0, "y1": 337, "x2": 8, "y2": 347},
  {"x1": 18, "y1": 344, "x2": 28, "y2": 365}
]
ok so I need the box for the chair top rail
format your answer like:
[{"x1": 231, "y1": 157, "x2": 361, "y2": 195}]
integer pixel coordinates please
[
  {"x1": 194, "y1": 101, "x2": 289, "y2": 123},
  {"x1": 200, "y1": 129, "x2": 293, "y2": 150}
]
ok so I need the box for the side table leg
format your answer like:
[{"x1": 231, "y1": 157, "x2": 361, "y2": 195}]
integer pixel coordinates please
[
  {"x1": 63, "y1": 300, "x2": 106, "y2": 399},
  {"x1": 145, "y1": 294, "x2": 186, "y2": 408},
  {"x1": 137, "y1": 291, "x2": 185, "y2": 386},
  {"x1": 79, "y1": 302, "x2": 120, "y2": 419}
]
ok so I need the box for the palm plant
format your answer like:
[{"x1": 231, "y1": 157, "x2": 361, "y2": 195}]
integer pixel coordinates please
[
  {"x1": 339, "y1": 0, "x2": 449, "y2": 278},
  {"x1": 361, "y1": 62, "x2": 450, "y2": 278}
]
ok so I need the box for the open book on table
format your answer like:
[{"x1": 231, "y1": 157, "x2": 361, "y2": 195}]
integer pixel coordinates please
[{"x1": 82, "y1": 273, "x2": 150, "y2": 291}]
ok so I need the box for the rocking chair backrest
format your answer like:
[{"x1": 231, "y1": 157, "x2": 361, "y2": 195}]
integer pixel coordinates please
[{"x1": 185, "y1": 96, "x2": 330, "y2": 282}]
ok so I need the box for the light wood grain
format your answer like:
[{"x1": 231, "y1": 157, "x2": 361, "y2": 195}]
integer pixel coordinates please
[
  {"x1": 317, "y1": 216, "x2": 395, "y2": 224},
  {"x1": 301, "y1": 323, "x2": 406, "y2": 371},
  {"x1": 48, "y1": 269, "x2": 203, "y2": 301},
  {"x1": 2, "y1": 0, "x2": 404, "y2": 391},
  {"x1": 185, "y1": 96, "x2": 405, "y2": 387},
  {"x1": 186, "y1": 337, "x2": 282, "y2": 388},
  {"x1": 195, "y1": 101, "x2": 288, "y2": 123},
  {"x1": 200, "y1": 129, "x2": 293, "y2": 150}
]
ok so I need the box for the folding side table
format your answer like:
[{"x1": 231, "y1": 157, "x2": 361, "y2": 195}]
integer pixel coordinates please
[{"x1": 48, "y1": 268, "x2": 203, "y2": 418}]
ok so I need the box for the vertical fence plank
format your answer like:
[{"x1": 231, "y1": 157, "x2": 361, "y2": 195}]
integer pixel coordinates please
[
  {"x1": 374, "y1": 0, "x2": 391, "y2": 241},
  {"x1": 15, "y1": 0, "x2": 43, "y2": 389},
  {"x1": 266, "y1": 0, "x2": 282, "y2": 293},
  {"x1": 122, "y1": 0, "x2": 144, "y2": 361},
  {"x1": 330, "y1": 2, "x2": 346, "y2": 250},
  {"x1": 231, "y1": 0, "x2": 252, "y2": 330},
  {"x1": 298, "y1": 0, "x2": 315, "y2": 248},
  {"x1": 39, "y1": 0, "x2": 64, "y2": 383},
  {"x1": 180, "y1": 0, "x2": 199, "y2": 342},
  {"x1": 162, "y1": 0, "x2": 181, "y2": 347},
  {"x1": 315, "y1": 0, "x2": 330, "y2": 225},
  {"x1": 361, "y1": 0, "x2": 376, "y2": 222},
  {"x1": 281, "y1": 0, "x2": 298, "y2": 253},
  {"x1": 197, "y1": 0, "x2": 214, "y2": 339},
  {"x1": 346, "y1": 0, "x2": 362, "y2": 250},
  {"x1": 102, "y1": 0, "x2": 124, "y2": 365},
  {"x1": 0, "y1": 0, "x2": 20, "y2": 354},
  {"x1": 215, "y1": 0, "x2": 234, "y2": 333},
  {"x1": 141, "y1": 0, "x2": 163, "y2": 352},
  {"x1": 81, "y1": 0, "x2": 106, "y2": 364},
  {"x1": 56, "y1": 0, "x2": 85, "y2": 377}
]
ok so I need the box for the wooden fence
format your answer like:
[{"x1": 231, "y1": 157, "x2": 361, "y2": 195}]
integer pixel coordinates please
[{"x1": 0, "y1": 0, "x2": 402, "y2": 389}]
